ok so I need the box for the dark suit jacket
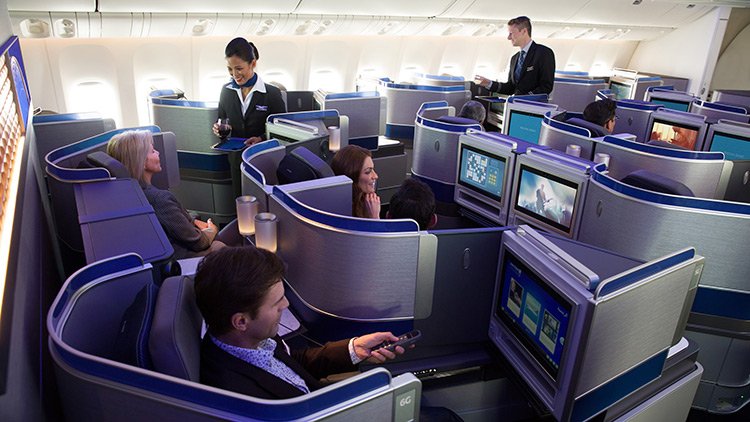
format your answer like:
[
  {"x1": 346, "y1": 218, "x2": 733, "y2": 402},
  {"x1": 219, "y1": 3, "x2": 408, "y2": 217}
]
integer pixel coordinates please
[
  {"x1": 218, "y1": 82, "x2": 287, "y2": 140},
  {"x1": 489, "y1": 41, "x2": 555, "y2": 95},
  {"x1": 200, "y1": 336, "x2": 356, "y2": 400},
  {"x1": 142, "y1": 183, "x2": 214, "y2": 259}
]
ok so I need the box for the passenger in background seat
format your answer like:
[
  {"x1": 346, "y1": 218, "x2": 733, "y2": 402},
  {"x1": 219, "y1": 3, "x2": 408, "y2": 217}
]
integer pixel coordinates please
[
  {"x1": 387, "y1": 178, "x2": 438, "y2": 230},
  {"x1": 331, "y1": 145, "x2": 381, "y2": 219},
  {"x1": 458, "y1": 100, "x2": 487, "y2": 125},
  {"x1": 107, "y1": 130, "x2": 228, "y2": 259},
  {"x1": 583, "y1": 99, "x2": 617, "y2": 134}
]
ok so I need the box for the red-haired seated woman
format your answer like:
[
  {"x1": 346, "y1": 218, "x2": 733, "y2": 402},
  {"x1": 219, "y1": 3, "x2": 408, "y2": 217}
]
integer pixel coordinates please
[{"x1": 331, "y1": 145, "x2": 380, "y2": 219}]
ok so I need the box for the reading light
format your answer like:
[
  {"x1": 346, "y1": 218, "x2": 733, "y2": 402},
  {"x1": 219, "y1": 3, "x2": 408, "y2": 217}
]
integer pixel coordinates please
[
  {"x1": 191, "y1": 19, "x2": 214, "y2": 36},
  {"x1": 378, "y1": 21, "x2": 400, "y2": 35},
  {"x1": 574, "y1": 28, "x2": 595, "y2": 39},
  {"x1": 295, "y1": 20, "x2": 318, "y2": 36},
  {"x1": 256, "y1": 19, "x2": 275, "y2": 36},
  {"x1": 54, "y1": 19, "x2": 76, "y2": 38},
  {"x1": 442, "y1": 23, "x2": 464, "y2": 36},
  {"x1": 20, "y1": 19, "x2": 51, "y2": 38}
]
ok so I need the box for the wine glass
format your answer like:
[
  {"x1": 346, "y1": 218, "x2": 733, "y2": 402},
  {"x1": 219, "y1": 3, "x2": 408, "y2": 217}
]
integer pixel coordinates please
[{"x1": 217, "y1": 118, "x2": 232, "y2": 140}]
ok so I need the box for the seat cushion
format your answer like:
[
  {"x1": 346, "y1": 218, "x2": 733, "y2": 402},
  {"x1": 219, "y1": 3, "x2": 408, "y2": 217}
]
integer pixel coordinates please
[
  {"x1": 277, "y1": 146, "x2": 334, "y2": 184},
  {"x1": 646, "y1": 140, "x2": 690, "y2": 151},
  {"x1": 621, "y1": 169, "x2": 695, "y2": 197},
  {"x1": 112, "y1": 282, "x2": 159, "y2": 368},
  {"x1": 436, "y1": 115, "x2": 480, "y2": 125},
  {"x1": 149, "y1": 275, "x2": 203, "y2": 381},
  {"x1": 87, "y1": 151, "x2": 131, "y2": 178},
  {"x1": 565, "y1": 117, "x2": 610, "y2": 138}
]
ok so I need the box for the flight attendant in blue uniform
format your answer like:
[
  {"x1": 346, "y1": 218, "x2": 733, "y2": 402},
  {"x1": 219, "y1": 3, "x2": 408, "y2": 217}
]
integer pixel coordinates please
[{"x1": 213, "y1": 37, "x2": 287, "y2": 197}]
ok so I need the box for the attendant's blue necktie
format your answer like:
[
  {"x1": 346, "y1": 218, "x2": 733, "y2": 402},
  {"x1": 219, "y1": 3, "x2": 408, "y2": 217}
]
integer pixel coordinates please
[{"x1": 514, "y1": 50, "x2": 526, "y2": 83}]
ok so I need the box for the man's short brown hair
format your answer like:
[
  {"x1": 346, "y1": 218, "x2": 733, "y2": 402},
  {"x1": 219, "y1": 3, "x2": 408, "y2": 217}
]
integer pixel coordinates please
[
  {"x1": 508, "y1": 16, "x2": 532, "y2": 37},
  {"x1": 194, "y1": 247, "x2": 285, "y2": 335}
]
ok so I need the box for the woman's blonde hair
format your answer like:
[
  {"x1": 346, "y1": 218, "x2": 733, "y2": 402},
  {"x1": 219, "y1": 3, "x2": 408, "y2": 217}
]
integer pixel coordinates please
[{"x1": 106, "y1": 130, "x2": 153, "y2": 184}]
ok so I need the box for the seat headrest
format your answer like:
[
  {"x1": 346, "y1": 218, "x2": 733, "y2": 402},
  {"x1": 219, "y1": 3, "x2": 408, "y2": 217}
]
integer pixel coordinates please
[
  {"x1": 112, "y1": 282, "x2": 159, "y2": 369},
  {"x1": 276, "y1": 146, "x2": 334, "y2": 185},
  {"x1": 149, "y1": 275, "x2": 203, "y2": 381},
  {"x1": 646, "y1": 140, "x2": 690, "y2": 151},
  {"x1": 565, "y1": 117, "x2": 610, "y2": 138},
  {"x1": 436, "y1": 115, "x2": 480, "y2": 125},
  {"x1": 621, "y1": 169, "x2": 695, "y2": 197},
  {"x1": 86, "y1": 151, "x2": 131, "y2": 179}
]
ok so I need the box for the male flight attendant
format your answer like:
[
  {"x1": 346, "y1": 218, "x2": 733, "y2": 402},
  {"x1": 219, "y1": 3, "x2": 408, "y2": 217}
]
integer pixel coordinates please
[{"x1": 475, "y1": 16, "x2": 555, "y2": 95}]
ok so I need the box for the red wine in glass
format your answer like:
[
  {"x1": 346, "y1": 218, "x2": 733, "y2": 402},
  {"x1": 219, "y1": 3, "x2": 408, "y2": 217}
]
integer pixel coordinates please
[{"x1": 217, "y1": 118, "x2": 232, "y2": 140}]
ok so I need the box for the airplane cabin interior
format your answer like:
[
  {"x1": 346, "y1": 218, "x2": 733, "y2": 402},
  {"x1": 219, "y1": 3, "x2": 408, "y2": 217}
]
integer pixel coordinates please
[{"x1": 1, "y1": 0, "x2": 750, "y2": 421}]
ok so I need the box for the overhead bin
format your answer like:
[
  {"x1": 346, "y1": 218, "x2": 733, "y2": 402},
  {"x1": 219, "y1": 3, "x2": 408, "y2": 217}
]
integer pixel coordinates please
[
  {"x1": 6, "y1": 0, "x2": 95, "y2": 12},
  {"x1": 96, "y1": 0, "x2": 300, "y2": 14}
]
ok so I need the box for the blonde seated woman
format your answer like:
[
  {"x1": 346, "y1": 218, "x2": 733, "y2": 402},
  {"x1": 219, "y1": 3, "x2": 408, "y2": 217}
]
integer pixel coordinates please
[{"x1": 107, "y1": 130, "x2": 235, "y2": 259}]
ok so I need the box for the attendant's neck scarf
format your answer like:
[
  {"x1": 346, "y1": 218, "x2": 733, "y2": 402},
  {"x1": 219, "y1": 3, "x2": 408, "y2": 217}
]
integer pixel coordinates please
[{"x1": 231, "y1": 72, "x2": 258, "y2": 89}]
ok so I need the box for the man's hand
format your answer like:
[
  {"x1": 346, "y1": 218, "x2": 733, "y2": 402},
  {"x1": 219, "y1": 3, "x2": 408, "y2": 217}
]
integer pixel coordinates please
[
  {"x1": 474, "y1": 75, "x2": 492, "y2": 89},
  {"x1": 353, "y1": 332, "x2": 405, "y2": 364}
]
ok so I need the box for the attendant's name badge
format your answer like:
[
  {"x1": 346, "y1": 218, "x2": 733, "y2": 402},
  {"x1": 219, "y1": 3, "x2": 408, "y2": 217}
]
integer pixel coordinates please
[
  {"x1": 256, "y1": 105, "x2": 268, "y2": 111},
  {"x1": 526, "y1": 66, "x2": 534, "y2": 71}
]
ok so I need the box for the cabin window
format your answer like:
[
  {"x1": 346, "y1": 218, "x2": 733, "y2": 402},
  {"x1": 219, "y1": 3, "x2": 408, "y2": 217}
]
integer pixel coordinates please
[
  {"x1": 69, "y1": 81, "x2": 121, "y2": 126},
  {"x1": 309, "y1": 69, "x2": 343, "y2": 93},
  {"x1": 201, "y1": 74, "x2": 229, "y2": 102},
  {"x1": 263, "y1": 71, "x2": 294, "y2": 92},
  {"x1": 137, "y1": 76, "x2": 181, "y2": 125}
]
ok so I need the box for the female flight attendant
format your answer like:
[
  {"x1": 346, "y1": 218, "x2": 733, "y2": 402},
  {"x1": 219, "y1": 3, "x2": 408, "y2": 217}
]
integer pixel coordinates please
[{"x1": 212, "y1": 37, "x2": 286, "y2": 197}]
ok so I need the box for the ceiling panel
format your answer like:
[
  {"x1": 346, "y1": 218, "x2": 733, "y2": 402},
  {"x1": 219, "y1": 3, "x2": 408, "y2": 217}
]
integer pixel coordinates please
[
  {"x1": 97, "y1": 0, "x2": 299, "y2": 14},
  {"x1": 295, "y1": 0, "x2": 458, "y2": 18},
  {"x1": 571, "y1": 0, "x2": 715, "y2": 27},
  {"x1": 7, "y1": 0, "x2": 95, "y2": 12},
  {"x1": 452, "y1": 0, "x2": 591, "y2": 22}
]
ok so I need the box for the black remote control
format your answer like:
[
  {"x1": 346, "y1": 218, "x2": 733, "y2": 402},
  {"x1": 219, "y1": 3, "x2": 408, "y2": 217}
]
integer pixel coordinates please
[{"x1": 372, "y1": 330, "x2": 421, "y2": 353}]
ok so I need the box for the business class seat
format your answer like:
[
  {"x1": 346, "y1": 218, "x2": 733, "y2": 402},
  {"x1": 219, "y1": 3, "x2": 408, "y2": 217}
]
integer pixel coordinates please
[
  {"x1": 620, "y1": 169, "x2": 695, "y2": 196},
  {"x1": 84, "y1": 151, "x2": 131, "y2": 178},
  {"x1": 149, "y1": 274, "x2": 203, "y2": 381},
  {"x1": 412, "y1": 101, "x2": 483, "y2": 209},
  {"x1": 538, "y1": 112, "x2": 605, "y2": 160},
  {"x1": 565, "y1": 117, "x2": 610, "y2": 138},
  {"x1": 646, "y1": 139, "x2": 690, "y2": 150},
  {"x1": 45, "y1": 126, "x2": 178, "y2": 272},
  {"x1": 276, "y1": 146, "x2": 335, "y2": 185},
  {"x1": 48, "y1": 253, "x2": 422, "y2": 421}
]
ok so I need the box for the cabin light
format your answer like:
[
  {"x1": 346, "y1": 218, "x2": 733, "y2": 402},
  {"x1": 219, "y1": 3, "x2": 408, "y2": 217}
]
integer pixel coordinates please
[
  {"x1": 295, "y1": 20, "x2": 318, "y2": 36},
  {"x1": 20, "y1": 19, "x2": 51, "y2": 38},
  {"x1": 257, "y1": 19, "x2": 275, "y2": 36},
  {"x1": 378, "y1": 21, "x2": 399, "y2": 35},
  {"x1": 574, "y1": 28, "x2": 595, "y2": 39},
  {"x1": 442, "y1": 23, "x2": 463, "y2": 36},
  {"x1": 314, "y1": 19, "x2": 334, "y2": 35},
  {"x1": 473, "y1": 23, "x2": 497, "y2": 37},
  {"x1": 54, "y1": 19, "x2": 76, "y2": 38},
  {"x1": 191, "y1": 19, "x2": 214, "y2": 36}
]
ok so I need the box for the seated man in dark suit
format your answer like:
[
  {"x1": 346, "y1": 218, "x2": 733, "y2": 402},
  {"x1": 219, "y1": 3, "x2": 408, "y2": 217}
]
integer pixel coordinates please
[
  {"x1": 583, "y1": 99, "x2": 618, "y2": 134},
  {"x1": 474, "y1": 16, "x2": 555, "y2": 95},
  {"x1": 387, "y1": 178, "x2": 438, "y2": 230},
  {"x1": 195, "y1": 246, "x2": 405, "y2": 399}
]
